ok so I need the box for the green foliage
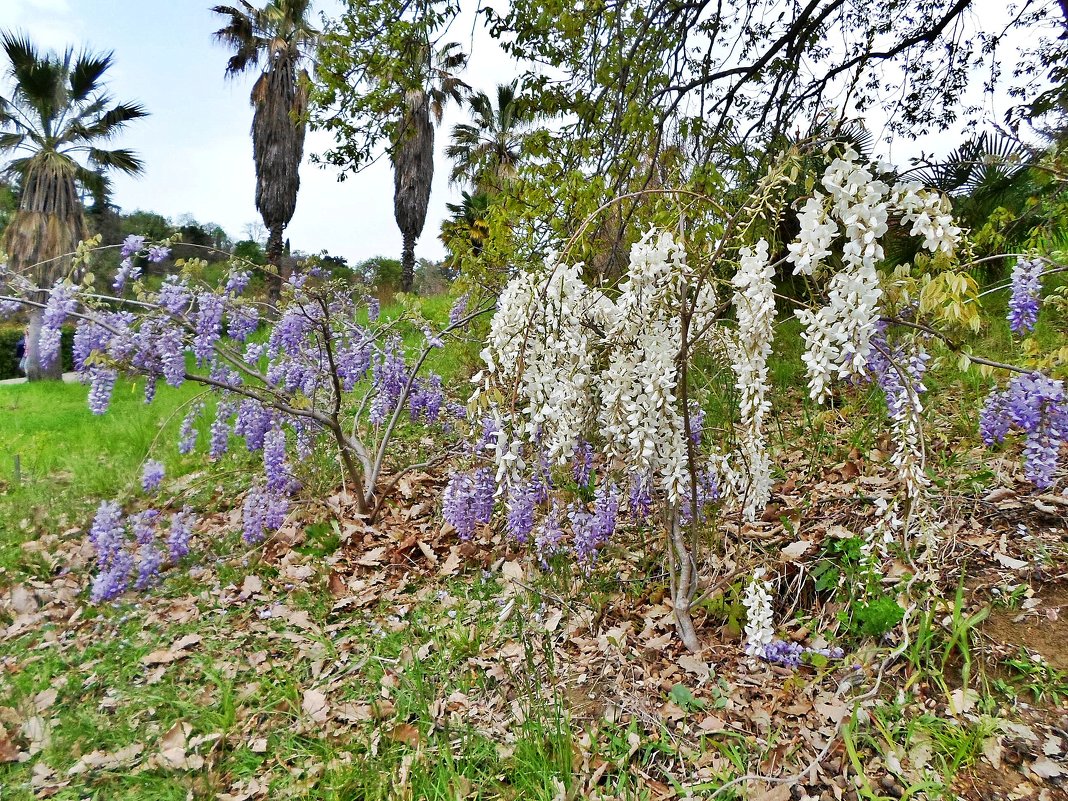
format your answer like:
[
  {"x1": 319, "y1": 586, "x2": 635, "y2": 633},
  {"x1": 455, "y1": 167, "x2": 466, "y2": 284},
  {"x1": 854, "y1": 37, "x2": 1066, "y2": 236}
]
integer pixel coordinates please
[
  {"x1": 232, "y1": 239, "x2": 267, "y2": 266},
  {"x1": 311, "y1": 0, "x2": 466, "y2": 173},
  {"x1": 850, "y1": 597, "x2": 906, "y2": 639},
  {"x1": 355, "y1": 255, "x2": 403, "y2": 291}
]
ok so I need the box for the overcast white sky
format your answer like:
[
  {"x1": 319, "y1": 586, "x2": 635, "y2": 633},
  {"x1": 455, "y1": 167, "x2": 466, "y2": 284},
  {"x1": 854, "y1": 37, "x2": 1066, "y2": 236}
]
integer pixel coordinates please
[
  {"x1": 0, "y1": 0, "x2": 518, "y2": 265},
  {"x1": 0, "y1": 0, "x2": 1033, "y2": 265}
]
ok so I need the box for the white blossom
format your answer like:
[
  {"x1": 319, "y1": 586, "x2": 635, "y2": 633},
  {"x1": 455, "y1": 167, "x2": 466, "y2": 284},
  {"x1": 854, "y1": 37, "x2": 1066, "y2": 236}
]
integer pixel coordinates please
[
  {"x1": 729, "y1": 239, "x2": 775, "y2": 519},
  {"x1": 742, "y1": 568, "x2": 775, "y2": 658}
]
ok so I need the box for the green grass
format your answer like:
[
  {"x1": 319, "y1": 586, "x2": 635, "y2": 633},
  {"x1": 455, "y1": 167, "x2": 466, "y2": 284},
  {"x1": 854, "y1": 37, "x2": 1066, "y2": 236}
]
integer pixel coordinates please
[{"x1": 0, "y1": 378, "x2": 206, "y2": 572}]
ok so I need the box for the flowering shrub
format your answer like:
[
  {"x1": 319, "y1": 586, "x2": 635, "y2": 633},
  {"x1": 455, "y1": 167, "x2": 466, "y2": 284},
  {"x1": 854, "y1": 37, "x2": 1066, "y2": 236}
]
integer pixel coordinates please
[
  {"x1": 1, "y1": 243, "x2": 483, "y2": 601},
  {"x1": 441, "y1": 146, "x2": 1064, "y2": 651}
]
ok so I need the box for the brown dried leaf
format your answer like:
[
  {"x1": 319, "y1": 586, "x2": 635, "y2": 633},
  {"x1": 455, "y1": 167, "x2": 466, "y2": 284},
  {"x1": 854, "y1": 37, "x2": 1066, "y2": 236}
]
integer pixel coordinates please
[
  {"x1": 301, "y1": 689, "x2": 329, "y2": 724},
  {"x1": 389, "y1": 723, "x2": 421, "y2": 747},
  {"x1": 0, "y1": 731, "x2": 19, "y2": 763}
]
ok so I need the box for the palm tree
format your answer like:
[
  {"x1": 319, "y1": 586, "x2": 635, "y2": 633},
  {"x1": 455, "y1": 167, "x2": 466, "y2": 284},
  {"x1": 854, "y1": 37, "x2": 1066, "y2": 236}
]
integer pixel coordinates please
[
  {"x1": 446, "y1": 81, "x2": 531, "y2": 193},
  {"x1": 391, "y1": 41, "x2": 467, "y2": 293},
  {"x1": 0, "y1": 33, "x2": 146, "y2": 380},
  {"x1": 212, "y1": 1, "x2": 317, "y2": 304},
  {"x1": 439, "y1": 189, "x2": 490, "y2": 266}
]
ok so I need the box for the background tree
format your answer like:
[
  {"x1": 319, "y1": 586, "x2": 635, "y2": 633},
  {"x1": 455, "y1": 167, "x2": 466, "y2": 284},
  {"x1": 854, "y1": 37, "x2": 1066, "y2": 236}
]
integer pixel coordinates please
[
  {"x1": 212, "y1": 0, "x2": 317, "y2": 304},
  {"x1": 312, "y1": 0, "x2": 467, "y2": 292},
  {"x1": 446, "y1": 81, "x2": 532, "y2": 193},
  {"x1": 0, "y1": 32, "x2": 145, "y2": 380}
]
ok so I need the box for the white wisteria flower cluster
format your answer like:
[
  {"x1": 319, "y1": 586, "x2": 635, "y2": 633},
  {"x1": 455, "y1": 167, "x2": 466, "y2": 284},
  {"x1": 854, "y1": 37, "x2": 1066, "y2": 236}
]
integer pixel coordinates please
[
  {"x1": 742, "y1": 568, "x2": 775, "y2": 658},
  {"x1": 791, "y1": 148, "x2": 962, "y2": 404},
  {"x1": 477, "y1": 230, "x2": 715, "y2": 507},
  {"x1": 726, "y1": 240, "x2": 776, "y2": 519}
]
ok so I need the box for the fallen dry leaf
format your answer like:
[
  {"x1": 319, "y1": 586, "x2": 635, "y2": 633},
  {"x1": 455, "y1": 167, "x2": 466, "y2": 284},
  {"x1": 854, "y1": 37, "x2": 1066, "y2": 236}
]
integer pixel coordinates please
[
  {"x1": 389, "y1": 723, "x2": 421, "y2": 747},
  {"x1": 0, "y1": 731, "x2": 19, "y2": 763},
  {"x1": 301, "y1": 689, "x2": 330, "y2": 724},
  {"x1": 67, "y1": 743, "x2": 144, "y2": 775}
]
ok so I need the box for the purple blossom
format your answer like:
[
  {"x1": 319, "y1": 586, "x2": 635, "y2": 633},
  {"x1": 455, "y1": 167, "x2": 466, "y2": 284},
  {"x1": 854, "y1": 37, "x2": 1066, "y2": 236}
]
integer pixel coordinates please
[
  {"x1": 235, "y1": 400, "x2": 271, "y2": 451},
  {"x1": 141, "y1": 460, "x2": 165, "y2": 492},
  {"x1": 506, "y1": 481, "x2": 536, "y2": 544},
  {"x1": 409, "y1": 374, "x2": 445, "y2": 422},
  {"x1": 866, "y1": 322, "x2": 928, "y2": 420},
  {"x1": 167, "y1": 507, "x2": 195, "y2": 561},
  {"x1": 759, "y1": 639, "x2": 845, "y2": 669},
  {"x1": 131, "y1": 510, "x2": 158, "y2": 545},
  {"x1": 263, "y1": 425, "x2": 292, "y2": 493},
  {"x1": 147, "y1": 245, "x2": 171, "y2": 264},
  {"x1": 134, "y1": 543, "x2": 163, "y2": 590},
  {"x1": 370, "y1": 337, "x2": 407, "y2": 425},
  {"x1": 449, "y1": 293, "x2": 469, "y2": 326},
  {"x1": 228, "y1": 305, "x2": 260, "y2": 342},
  {"x1": 87, "y1": 368, "x2": 117, "y2": 414},
  {"x1": 210, "y1": 402, "x2": 233, "y2": 459},
  {"x1": 39, "y1": 283, "x2": 77, "y2": 368},
  {"x1": 680, "y1": 469, "x2": 720, "y2": 524},
  {"x1": 687, "y1": 402, "x2": 705, "y2": 447},
  {"x1": 120, "y1": 234, "x2": 145, "y2": 258},
  {"x1": 980, "y1": 372, "x2": 1068, "y2": 488},
  {"x1": 337, "y1": 336, "x2": 372, "y2": 391},
  {"x1": 474, "y1": 416, "x2": 500, "y2": 453},
  {"x1": 535, "y1": 503, "x2": 565, "y2": 567},
  {"x1": 88, "y1": 500, "x2": 133, "y2": 602},
  {"x1": 628, "y1": 473, "x2": 652, "y2": 520},
  {"x1": 89, "y1": 500, "x2": 125, "y2": 567},
  {"x1": 157, "y1": 276, "x2": 191, "y2": 315},
  {"x1": 572, "y1": 440, "x2": 594, "y2": 485},
  {"x1": 264, "y1": 493, "x2": 290, "y2": 530},
  {"x1": 762, "y1": 639, "x2": 805, "y2": 667},
  {"x1": 113, "y1": 257, "x2": 141, "y2": 291},
  {"x1": 225, "y1": 270, "x2": 251, "y2": 296},
  {"x1": 267, "y1": 308, "x2": 310, "y2": 358},
  {"x1": 193, "y1": 292, "x2": 224, "y2": 365},
  {"x1": 424, "y1": 328, "x2": 444, "y2": 348},
  {"x1": 90, "y1": 549, "x2": 133, "y2": 602},
  {"x1": 178, "y1": 404, "x2": 202, "y2": 454},
  {"x1": 242, "y1": 486, "x2": 267, "y2": 543},
  {"x1": 442, "y1": 469, "x2": 495, "y2": 541},
  {"x1": 1009, "y1": 257, "x2": 1044, "y2": 334},
  {"x1": 367, "y1": 296, "x2": 380, "y2": 322}
]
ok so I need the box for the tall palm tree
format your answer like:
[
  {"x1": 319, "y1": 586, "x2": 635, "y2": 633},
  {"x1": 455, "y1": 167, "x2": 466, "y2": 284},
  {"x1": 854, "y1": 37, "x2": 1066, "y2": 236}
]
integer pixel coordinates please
[
  {"x1": 0, "y1": 33, "x2": 146, "y2": 380},
  {"x1": 212, "y1": 1, "x2": 317, "y2": 304},
  {"x1": 391, "y1": 41, "x2": 467, "y2": 293},
  {"x1": 446, "y1": 81, "x2": 531, "y2": 193}
]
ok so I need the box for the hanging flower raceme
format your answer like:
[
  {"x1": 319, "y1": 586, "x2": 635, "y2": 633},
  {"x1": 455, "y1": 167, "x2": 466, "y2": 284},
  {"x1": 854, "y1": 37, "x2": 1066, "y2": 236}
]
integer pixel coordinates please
[
  {"x1": 791, "y1": 148, "x2": 961, "y2": 403},
  {"x1": 980, "y1": 372, "x2": 1068, "y2": 488},
  {"x1": 729, "y1": 239, "x2": 775, "y2": 520},
  {"x1": 1008, "y1": 257, "x2": 1044, "y2": 334}
]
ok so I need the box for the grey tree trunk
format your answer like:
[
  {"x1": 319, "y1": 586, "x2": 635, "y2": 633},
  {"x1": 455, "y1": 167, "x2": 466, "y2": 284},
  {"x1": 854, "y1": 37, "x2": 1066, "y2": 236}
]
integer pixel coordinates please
[
  {"x1": 401, "y1": 230, "x2": 416, "y2": 293},
  {"x1": 25, "y1": 305, "x2": 62, "y2": 382},
  {"x1": 266, "y1": 224, "x2": 285, "y2": 307}
]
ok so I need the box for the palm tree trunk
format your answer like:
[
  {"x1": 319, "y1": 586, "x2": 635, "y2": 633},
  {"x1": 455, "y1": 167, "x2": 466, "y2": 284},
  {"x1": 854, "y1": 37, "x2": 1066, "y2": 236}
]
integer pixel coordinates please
[
  {"x1": 401, "y1": 230, "x2": 416, "y2": 292},
  {"x1": 266, "y1": 224, "x2": 284, "y2": 307},
  {"x1": 25, "y1": 305, "x2": 62, "y2": 382}
]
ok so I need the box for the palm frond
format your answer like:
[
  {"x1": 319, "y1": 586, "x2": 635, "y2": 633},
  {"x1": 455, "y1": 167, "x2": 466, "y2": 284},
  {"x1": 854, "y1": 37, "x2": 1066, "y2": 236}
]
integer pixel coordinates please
[
  {"x1": 68, "y1": 51, "x2": 113, "y2": 101},
  {"x1": 87, "y1": 147, "x2": 144, "y2": 175}
]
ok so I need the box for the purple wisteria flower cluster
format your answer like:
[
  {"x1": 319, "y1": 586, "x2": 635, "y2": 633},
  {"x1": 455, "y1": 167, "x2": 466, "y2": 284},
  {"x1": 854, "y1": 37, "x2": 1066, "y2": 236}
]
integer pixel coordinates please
[
  {"x1": 442, "y1": 468, "x2": 495, "y2": 540},
  {"x1": 1008, "y1": 257, "x2": 1045, "y2": 334},
  {"x1": 444, "y1": 434, "x2": 644, "y2": 567},
  {"x1": 980, "y1": 372, "x2": 1068, "y2": 488},
  {"x1": 114, "y1": 234, "x2": 170, "y2": 291},
  {"x1": 866, "y1": 321, "x2": 929, "y2": 420},
  {"x1": 760, "y1": 639, "x2": 845, "y2": 668},
  {"x1": 87, "y1": 499, "x2": 197, "y2": 602}
]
